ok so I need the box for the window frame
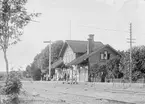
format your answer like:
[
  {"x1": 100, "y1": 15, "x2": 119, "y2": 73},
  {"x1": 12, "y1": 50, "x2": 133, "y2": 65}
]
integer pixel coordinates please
[
  {"x1": 100, "y1": 52, "x2": 105, "y2": 60},
  {"x1": 104, "y1": 50, "x2": 108, "y2": 60},
  {"x1": 100, "y1": 50, "x2": 111, "y2": 60}
]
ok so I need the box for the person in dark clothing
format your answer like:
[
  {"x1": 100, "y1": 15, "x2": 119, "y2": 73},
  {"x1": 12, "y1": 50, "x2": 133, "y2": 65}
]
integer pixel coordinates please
[{"x1": 64, "y1": 73, "x2": 67, "y2": 81}]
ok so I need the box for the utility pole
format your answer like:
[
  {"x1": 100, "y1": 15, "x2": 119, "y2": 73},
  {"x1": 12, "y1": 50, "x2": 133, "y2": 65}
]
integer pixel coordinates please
[
  {"x1": 129, "y1": 23, "x2": 132, "y2": 85},
  {"x1": 49, "y1": 41, "x2": 51, "y2": 79},
  {"x1": 43, "y1": 40, "x2": 52, "y2": 80},
  {"x1": 127, "y1": 23, "x2": 134, "y2": 86}
]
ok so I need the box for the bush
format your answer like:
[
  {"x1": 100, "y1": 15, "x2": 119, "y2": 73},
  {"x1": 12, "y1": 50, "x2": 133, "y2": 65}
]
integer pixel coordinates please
[
  {"x1": 1, "y1": 71, "x2": 22, "y2": 104},
  {"x1": 32, "y1": 68, "x2": 41, "y2": 81}
]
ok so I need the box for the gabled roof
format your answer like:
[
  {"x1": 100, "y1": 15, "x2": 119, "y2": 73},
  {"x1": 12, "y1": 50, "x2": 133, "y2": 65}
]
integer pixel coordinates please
[
  {"x1": 59, "y1": 40, "x2": 104, "y2": 57},
  {"x1": 67, "y1": 44, "x2": 120, "y2": 66},
  {"x1": 51, "y1": 58, "x2": 63, "y2": 69},
  {"x1": 67, "y1": 53, "x2": 88, "y2": 66}
]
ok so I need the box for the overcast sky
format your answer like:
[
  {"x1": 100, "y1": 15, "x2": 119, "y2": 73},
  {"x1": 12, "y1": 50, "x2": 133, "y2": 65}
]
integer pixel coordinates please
[{"x1": 0, "y1": 0, "x2": 145, "y2": 71}]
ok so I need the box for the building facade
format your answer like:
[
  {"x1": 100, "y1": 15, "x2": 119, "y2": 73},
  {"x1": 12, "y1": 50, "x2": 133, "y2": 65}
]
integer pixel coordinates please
[{"x1": 52, "y1": 34, "x2": 120, "y2": 82}]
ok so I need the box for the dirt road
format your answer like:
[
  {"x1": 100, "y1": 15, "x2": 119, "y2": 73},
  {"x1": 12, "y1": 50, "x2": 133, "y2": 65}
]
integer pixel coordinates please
[{"x1": 22, "y1": 81, "x2": 145, "y2": 104}]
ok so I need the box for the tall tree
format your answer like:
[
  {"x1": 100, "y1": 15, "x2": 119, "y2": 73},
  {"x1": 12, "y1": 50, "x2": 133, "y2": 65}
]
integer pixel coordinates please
[
  {"x1": 30, "y1": 62, "x2": 41, "y2": 81},
  {"x1": 28, "y1": 40, "x2": 64, "y2": 79},
  {"x1": 33, "y1": 40, "x2": 64, "y2": 70},
  {"x1": 51, "y1": 40, "x2": 64, "y2": 61},
  {"x1": 0, "y1": 0, "x2": 40, "y2": 77},
  {"x1": 26, "y1": 64, "x2": 31, "y2": 77},
  {"x1": 131, "y1": 46, "x2": 145, "y2": 82},
  {"x1": 119, "y1": 46, "x2": 145, "y2": 82}
]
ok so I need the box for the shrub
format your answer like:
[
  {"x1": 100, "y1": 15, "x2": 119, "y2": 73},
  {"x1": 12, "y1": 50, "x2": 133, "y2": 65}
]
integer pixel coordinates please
[
  {"x1": 4, "y1": 71, "x2": 22, "y2": 95},
  {"x1": 32, "y1": 68, "x2": 41, "y2": 81},
  {"x1": 1, "y1": 71, "x2": 22, "y2": 104}
]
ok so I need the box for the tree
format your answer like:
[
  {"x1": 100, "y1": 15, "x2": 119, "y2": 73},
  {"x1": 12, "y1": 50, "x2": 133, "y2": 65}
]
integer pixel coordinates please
[
  {"x1": 41, "y1": 40, "x2": 64, "y2": 70},
  {"x1": 131, "y1": 46, "x2": 145, "y2": 82},
  {"x1": 90, "y1": 64, "x2": 99, "y2": 76},
  {"x1": 90, "y1": 63, "x2": 108, "y2": 82},
  {"x1": 99, "y1": 64, "x2": 108, "y2": 82},
  {"x1": 22, "y1": 70, "x2": 27, "y2": 78},
  {"x1": 30, "y1": 40, "x2": 64, "y2": 74},
  {"x1": 51, "y1": 40, "x2": 64, "y2": 61},
  {"x1": 30, "y1": 63, "x2": 41, "y2": 81},
  {"x1": 103, "y1": 55, "x2": 124, "y2": 83},
  {"x1": 26, "y1": 65, "x2": 32, "y2": 77},
  {"x1": 0, "y1": 0, "x2": 40, "y2": 78},
  {"x1": 119, "y1": 46, "x2": 145, "y2": 82}
]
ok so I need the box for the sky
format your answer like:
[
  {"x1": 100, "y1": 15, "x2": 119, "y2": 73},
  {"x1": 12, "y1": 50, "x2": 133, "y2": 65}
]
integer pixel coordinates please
[{"x1": 0, "y1": 0, "x2": 145, "y2": 71}]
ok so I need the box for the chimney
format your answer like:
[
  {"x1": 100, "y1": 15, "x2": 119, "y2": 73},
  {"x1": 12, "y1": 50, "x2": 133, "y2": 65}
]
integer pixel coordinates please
[{"x1": 87, "y1": 34, "x2": 94, "y2": 54}]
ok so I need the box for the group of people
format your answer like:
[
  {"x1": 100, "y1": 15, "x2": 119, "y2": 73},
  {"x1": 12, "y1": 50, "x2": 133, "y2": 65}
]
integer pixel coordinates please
[
  {"x1": 56, "y1": 72, "x2": 70, "y2": 81},
  {"x1": 41, "y1": 73, "x2": 51, "y2": 81},
  {"x1": 41, "y1": 70, "x2": 77, "y2": 82},
  {"x1": 63, "y1": 73, "x2": 70, "y2": 81}
]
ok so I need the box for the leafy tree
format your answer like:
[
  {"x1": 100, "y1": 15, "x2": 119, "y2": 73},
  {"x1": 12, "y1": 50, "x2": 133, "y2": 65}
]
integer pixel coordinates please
[
  {"x1": 26, "y1": 65, "x2": 32, "y2": 77},
  {"x1": 0, "y1": 0, "x2": 40, "y2": 78},
  {"x1": 119, "y1": 46, "x2": 145, "y2": 82},
  {"x1": 30, "y1": 63, "x2": 41, "y2": 81},
  {"x1": 51, "y1": 40, "x2": 64, "y2": 61},
  {"x1": 99, "y1": 64, "x2": 107, "y2": 82},
  {"x1": 131, "y1": 46, "x2": 145, "y2": 82},
  {"x1": 22, "y1": 70, "x2": 27, "y2": 78},
  {"x1": 90, "y1": 63, "x2": 99, "y2": 77},
  {"x1": 106, "y1": 56, "x2": 123, "y2": 79},
  {"x1": 118, "y1": 50, "x2": 130, "y2": 81},
  {"x1": 30, "y1": 40, "x2": 64, "y2": 75},
  {"x1": 91, "y1": 63, "x2": 108, "y2": 82},
  {"x1": 32, "y1": 68, "x2": 41, "y2": 81}
]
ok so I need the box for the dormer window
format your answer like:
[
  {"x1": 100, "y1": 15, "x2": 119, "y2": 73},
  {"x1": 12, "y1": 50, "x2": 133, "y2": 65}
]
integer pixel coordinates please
[
  {"x1": 107, "y1": 53, "x2": 110, "y2": 60},
  {"x1": 104, "y1": 51, "x2": 108, "y2": 59},
  {"x1": 100, "y1": 53, "x2": 104, "y2": 60},
  {"x1": 100, "y1": 51, "x2": 110, "y2": 60}
]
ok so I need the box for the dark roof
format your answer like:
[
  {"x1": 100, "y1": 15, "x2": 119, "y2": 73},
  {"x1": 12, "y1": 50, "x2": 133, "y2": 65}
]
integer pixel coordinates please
[
  {"x1": 66, "y1": 40, "x2": 103, "y2": 53},
  {"x1": 51, "y1": 58, "x2": 63, "y2": 69},
  {"x1": 59, "y1": 40, "x2": 104, "y2": 57},
  {"x1": 67, "y1": 44, "x2": 120, "y2": 66},
  {"x1": 88, "y1": 44, "x2": 120, "y2": 58},
  {"x1": 67, "y1": 53, "x2": 88, "y2": 66}
]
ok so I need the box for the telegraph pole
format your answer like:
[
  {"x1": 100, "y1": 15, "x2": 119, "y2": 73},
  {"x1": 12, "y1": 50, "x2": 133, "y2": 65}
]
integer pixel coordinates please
[
  {"x1": 49, "y1": 41, "x2": 52, "y2": 78},
  {"x1": 44, "y1": 40, "x2": 52, "y2": 80},
  {"x1": 127, "y1": 23, "x2": 134, "y2": 86},
  {"x1": 129, "y1": 23, "x2": 132, "y2": 85}
]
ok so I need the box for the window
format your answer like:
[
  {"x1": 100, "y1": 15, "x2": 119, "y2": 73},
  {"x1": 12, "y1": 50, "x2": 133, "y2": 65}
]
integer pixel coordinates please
[
  {"x1": 104, "y1": 51, "x2": 108, "y2": 59},
  {"x1": 100, "y1": 51, "x2": 111, "y2": 60},
  {"x1": 100, "y1": 53, "x2": 104, "y2": 59},
  {"x1": 107, "y1": 53, "x2": 110, "y2": 60}
]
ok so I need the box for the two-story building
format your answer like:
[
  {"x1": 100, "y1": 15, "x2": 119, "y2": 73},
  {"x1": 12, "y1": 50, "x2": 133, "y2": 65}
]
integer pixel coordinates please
[{"x1": 52, "y1": 34, "x2": 120, "y2": 82}]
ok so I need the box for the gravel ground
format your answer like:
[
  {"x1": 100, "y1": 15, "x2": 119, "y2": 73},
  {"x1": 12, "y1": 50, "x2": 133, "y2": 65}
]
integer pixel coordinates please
[
  {"x1": 20, "y1": 82, "x2": 136, "y2": 104},
  {"x1": 1, "y1": 81, "x2": 143, "y2": 104},
  {"x1": 19, "y1": 90, "x2": 133, "y2": 104}
]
